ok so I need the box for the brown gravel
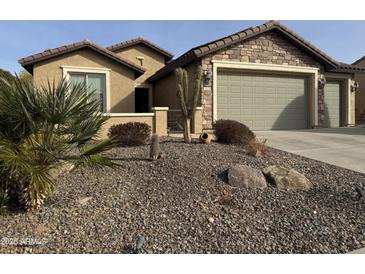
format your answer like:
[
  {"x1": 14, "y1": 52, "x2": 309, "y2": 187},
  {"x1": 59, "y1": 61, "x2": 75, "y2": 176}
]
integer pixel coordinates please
[{"x1": 0, "y1": 138, "x2": 365, "y2": 253}]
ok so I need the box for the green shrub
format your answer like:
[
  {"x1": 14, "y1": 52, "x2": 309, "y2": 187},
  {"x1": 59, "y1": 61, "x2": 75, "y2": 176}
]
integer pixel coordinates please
[
  {"x1": 213, "y1": 119, "x2": 255, "y2": 145},
  {"x1": 108, "y1": 122, "x2": 151, "y2": 146},
  {"x1": 0, "y1": 76, "x2": 116, "y2": 211},
  {"x1": 0, "y1": 68, "x2": 14, "y2": 91}
]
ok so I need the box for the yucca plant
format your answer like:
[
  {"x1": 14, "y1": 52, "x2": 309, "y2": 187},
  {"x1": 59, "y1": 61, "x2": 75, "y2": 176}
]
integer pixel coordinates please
[
  {"x1": 175, "y1": 65, "x2": 203, "y2": 143},
  {"x1": 0, "y1": 76, "x2": 117, "y2": 211}
]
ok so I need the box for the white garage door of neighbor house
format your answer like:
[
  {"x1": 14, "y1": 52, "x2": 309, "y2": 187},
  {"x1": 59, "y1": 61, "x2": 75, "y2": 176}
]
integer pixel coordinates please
[
  {"x1": 324, "y1": 81, "x2": 340, "y2": 128},
  {"x1": 217, "y1": 70, "x2": 308, "y2": 130}
]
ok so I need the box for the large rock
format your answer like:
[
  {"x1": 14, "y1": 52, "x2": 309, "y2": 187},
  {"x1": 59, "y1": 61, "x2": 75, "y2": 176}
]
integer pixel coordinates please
[
  {"x1": 262, "y1": 165, "x2": 313, "y2": 190},
  {"x1": 228, "y1": 164, "x2": 267, "y2": 189}
]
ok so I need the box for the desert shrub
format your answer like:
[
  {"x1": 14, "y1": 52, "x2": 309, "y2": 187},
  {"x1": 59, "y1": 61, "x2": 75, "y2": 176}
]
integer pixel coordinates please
[
  {"x1": 0, "y1": 68, "x2": 14, "y2": 91},
  {"x1": 0, "y1": 76, "x2": 116, "y2": 211},
  {"x1": 108, "y1": 122, "x2": 151, "y2": 146},
  {"x1": 245, "y1": 138, "x2": 270, "y2": 157},
  {"x1": 217, "y1": 190, "x2": 233, "y2": 206},
  {"x1": 213, "y1": 119, "x2": 255, "y2": 145}
]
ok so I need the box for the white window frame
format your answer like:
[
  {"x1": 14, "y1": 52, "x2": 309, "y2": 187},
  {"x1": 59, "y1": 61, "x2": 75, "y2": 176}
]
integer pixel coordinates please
[{"x1": 61, "y1": 65, "x2": 111, "y2": 112}]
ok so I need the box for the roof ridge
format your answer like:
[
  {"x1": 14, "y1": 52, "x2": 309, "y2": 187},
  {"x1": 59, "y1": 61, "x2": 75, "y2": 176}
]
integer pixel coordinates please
[
  {"x1": 106, "y1": 37, "x2": 174, "y2": 60},
  {"x1": 352, "y1": 55, "x2": 365, "y2": 66},
  {"x1": 18, "y1": 39, "x2": 145, "y2": 75},
  {"x1": 148, "y1": 20, "x2": 345, "y2": 82}
]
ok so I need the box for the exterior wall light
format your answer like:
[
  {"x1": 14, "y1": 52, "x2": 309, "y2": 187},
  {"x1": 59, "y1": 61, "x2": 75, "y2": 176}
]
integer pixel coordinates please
[
  {"x1": 351, "y1": 81, "x2": 360, "y2": 92},
  {"x1": 136, "y1": 56, "x2": 144, "y2": 66},
  {"x1": 204, "y1": 70, "x2": 212, "y2": 85}
]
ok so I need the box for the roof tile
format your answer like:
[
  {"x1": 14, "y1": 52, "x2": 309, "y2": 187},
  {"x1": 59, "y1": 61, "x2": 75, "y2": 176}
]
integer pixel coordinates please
[
  {"x1": 148, "y1": 20, "x2": 351, "y2": 82},
  {"x1": 18, "y1": 40, "x2": 145, "y2": 75},
  {"x1": 208, "y1": 43, "x2": 217, "y2": 50},
  {"x1": 223, "y1": 37, "x2": 232, "y2": 44},
  {"x1": 252, "y1": 26, "x2": 260, "y2": 33},
  {"x1": 245, "y1": 29, "x2": 253, "y2": 36},
  {"x1": 231, "y1": 34, "x2": 240, "y2": 41},
  {"x1": 237, "y1": 32, "x2": 247, "y2": 39},
  {"x1": 106, "y1": 37, "x2": 173, "y2": 60}
]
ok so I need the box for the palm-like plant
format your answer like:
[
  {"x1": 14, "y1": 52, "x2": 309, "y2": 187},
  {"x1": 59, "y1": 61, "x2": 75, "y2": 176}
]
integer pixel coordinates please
[{"x1": 0, "y1": 76, "x2": 116, "y2": 211}]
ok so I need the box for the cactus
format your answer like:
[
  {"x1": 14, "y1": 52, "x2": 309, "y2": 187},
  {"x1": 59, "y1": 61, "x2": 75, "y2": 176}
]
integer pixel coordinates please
[
  {"x1": 150, "y1": 134, "x2": 160, "y2": 160},
  {"x1": 175, "y1": 64, "x2": 203, "y2": 143}
]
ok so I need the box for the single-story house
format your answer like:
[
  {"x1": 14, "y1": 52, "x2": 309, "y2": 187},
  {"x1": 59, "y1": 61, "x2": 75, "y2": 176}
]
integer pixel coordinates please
[
  {"x1": 352, "y1": 56, "x2": 365, "y2": 122},
  {"x1": 19, "y1": 20, "x2": 365, "y2": 135},
  {"x1": 19, "y1": 37, "x2": 174, "y2": 136}
]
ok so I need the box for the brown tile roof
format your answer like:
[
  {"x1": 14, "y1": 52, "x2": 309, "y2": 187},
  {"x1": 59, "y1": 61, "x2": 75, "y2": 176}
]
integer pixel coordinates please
[
  {"x1": 332, "y1": 62, "x2": 365, "y2": 73},
  {"x1": 352, "y1": 56, "x2": 365, "y2": 66},
  {"x1": 106, "y1": 37, "x2": 173, "y2": 61},
  {"x1": 18, "y1": 39, "x2": 146, "y2": 76},
  {"x1": 148, "y1": 20, "x2": 363, "y2": 82}
]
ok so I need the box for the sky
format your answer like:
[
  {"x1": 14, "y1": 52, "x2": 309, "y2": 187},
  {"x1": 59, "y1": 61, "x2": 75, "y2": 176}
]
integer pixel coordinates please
[{"x1": 1, "y1": 20, "x2": 365, "y2": 73}]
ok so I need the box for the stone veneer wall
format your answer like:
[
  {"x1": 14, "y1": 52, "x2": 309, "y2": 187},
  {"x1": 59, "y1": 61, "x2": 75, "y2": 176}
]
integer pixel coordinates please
[
  {"x1": 317, "y1": 88, "x2": 325, "y2": 126},
  {"x1": 201, "y1": 31, "x2": 325, "y2": 129}
]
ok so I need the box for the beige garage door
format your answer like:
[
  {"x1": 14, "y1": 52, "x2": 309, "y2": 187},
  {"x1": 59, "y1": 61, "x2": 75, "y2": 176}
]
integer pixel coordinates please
[
  {"x1": 217, "y1": 70, "x2": 308, "y2": 130},
  {"x1": 324, "y1": 81, "x2": 340, "y2": 128}
]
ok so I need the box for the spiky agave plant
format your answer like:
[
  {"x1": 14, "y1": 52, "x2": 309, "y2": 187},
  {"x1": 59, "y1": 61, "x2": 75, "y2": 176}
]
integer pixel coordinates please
[
  {"x1": 175, "y1": 65, "x2": 203, "y2": 143},
  {"x1": 0, "y1": 75, "x2": 117, "y2": 211}
]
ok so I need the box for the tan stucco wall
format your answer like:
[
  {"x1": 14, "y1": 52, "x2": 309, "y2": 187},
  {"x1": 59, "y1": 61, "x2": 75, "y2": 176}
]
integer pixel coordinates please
[
  {"x1": 98, "y1": 108, "x2": 169, "y2": 138},
  {"x1": 153, "y1": 62, "x2": 198, "y2": 109},
  {"x1": 113, "y1": 44, "x2": 166, "y2": 83},
  {"x1": 153, "y1": 109, "x2": 168, "y2": 136},
  {"x1": 33, "y1": 48, "x2": 137, "y2": 113},
  {"x1": 354, "y1": 59, "x2": 365, "y2": 122}
]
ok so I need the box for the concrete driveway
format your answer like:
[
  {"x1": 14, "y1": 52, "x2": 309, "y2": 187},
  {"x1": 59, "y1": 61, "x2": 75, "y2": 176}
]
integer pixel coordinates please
[{"x1": 256, "y1": 128, "x2": 365, "y2": 174}]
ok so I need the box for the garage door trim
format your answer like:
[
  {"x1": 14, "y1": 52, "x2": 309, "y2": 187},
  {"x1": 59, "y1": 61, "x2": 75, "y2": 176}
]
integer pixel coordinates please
[{"x1": 212, "y1": 60, "x2": 319, "y2": 127}]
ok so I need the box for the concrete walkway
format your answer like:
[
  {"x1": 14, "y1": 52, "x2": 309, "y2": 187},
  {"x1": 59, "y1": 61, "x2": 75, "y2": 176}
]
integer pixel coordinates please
[{"x1": 256, "y1": 128, "x2": 365, "y2": 174}]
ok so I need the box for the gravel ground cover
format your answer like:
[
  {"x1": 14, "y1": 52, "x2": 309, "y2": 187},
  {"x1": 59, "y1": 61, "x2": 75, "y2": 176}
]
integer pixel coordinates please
[{"x1": 0, "y1": 138, "x2": 364, "y2": 253}]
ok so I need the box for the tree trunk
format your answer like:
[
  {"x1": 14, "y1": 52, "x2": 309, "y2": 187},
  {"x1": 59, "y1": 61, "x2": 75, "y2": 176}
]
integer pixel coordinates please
[{"x1": 183, "y1": 118, "x2": 191, "y2": 143}]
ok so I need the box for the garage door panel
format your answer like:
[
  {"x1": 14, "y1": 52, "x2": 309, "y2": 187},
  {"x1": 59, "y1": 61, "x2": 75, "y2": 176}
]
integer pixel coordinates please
[
  {"x1": 324, "y1": 82, "x2": 340, "y2": 127},
  {"x1": 217, "y1": 71, "x2": 308, "y2": 130}
]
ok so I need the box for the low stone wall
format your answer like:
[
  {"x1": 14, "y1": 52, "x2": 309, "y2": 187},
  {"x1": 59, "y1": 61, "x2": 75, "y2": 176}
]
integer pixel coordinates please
[{"x1": 98, "y1": 107, "x2": 169, "y2": 138}]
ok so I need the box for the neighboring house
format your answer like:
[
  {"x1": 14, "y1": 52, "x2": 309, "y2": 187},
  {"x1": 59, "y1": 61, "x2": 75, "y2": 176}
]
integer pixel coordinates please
[
  {"x1": 352, "y1": 56, "x2": 365, "y2": 122},
  {"x1": 19, "y1": 20, "x2": 365, "y2": 134}
]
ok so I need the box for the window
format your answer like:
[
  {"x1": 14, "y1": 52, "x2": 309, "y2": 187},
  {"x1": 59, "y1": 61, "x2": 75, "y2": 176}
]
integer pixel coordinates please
[{"x1": 69, "y1": 73, "x2": 106, "y2": 111}]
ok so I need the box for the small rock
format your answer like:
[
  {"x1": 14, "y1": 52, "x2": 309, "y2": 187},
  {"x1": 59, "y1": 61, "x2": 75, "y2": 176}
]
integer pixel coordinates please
[
  {"x1": 208, "y1": 217, "x2": 215, "y2": 223},
  {"x1": 262, "y1": 165, "x2": 313, "y2": 190},
  {"x1": 228, "y1": 164, "x2": 267, "y2": 189},
  {"x1": 77, "y1": 197, "x2": 92, "y2": 206}
]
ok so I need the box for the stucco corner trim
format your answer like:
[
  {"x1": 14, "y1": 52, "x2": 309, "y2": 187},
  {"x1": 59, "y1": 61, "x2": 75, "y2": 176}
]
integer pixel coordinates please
[
  {"x1": 212, "y1": 60, "x2": 320, "y2": 127},
  {"x1": 152, "y1": 107, "x2": 169, "y2": 111}
]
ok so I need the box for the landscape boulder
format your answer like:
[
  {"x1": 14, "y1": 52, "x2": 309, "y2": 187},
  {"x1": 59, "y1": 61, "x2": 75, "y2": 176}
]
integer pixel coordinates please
[
  {"x1": 262, "y1": 165, "x2": 313, "y2": 190},
  {"x1": 228, "y1": 164, "x2": 267, "y2": 189}
]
